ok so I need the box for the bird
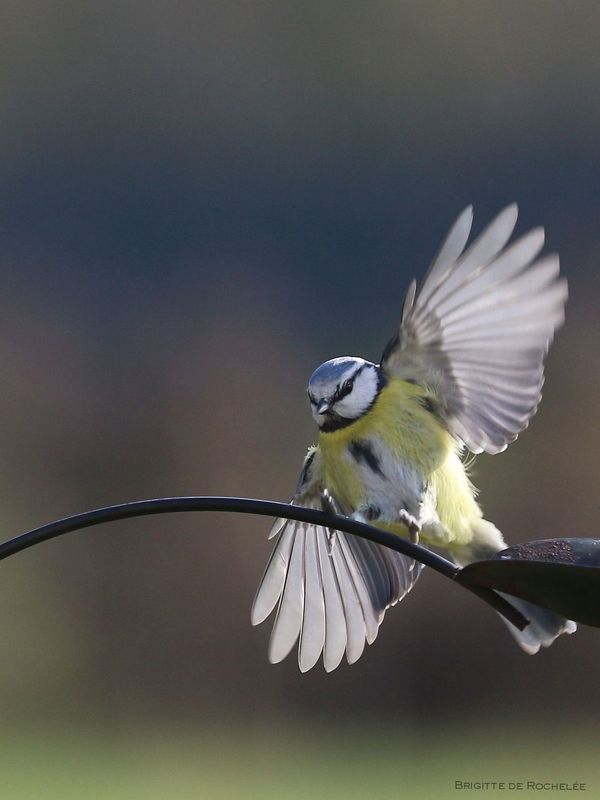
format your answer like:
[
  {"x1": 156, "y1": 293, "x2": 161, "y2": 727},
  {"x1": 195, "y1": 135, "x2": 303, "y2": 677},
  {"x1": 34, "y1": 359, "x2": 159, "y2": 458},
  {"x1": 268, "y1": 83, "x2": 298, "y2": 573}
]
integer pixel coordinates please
[{"x1": 251, "y1": 204, "x2": 576, "y2": 672}]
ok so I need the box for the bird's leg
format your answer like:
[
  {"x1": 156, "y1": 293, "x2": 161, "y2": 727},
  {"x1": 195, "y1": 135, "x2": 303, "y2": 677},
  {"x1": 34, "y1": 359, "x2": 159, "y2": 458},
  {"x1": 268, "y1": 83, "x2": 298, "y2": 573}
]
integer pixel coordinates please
[
  {"x1": 399, "y1": 508, "x2": 421, "y2": 544},
  {"x1": 320, "y1": 490, "x2": 340, "y2": 555},
  {"x1": 351, "y1": 500, "x2": 421, "y2": 544},
  {"x1": 320, "y1": 489, "x2": 340, "y2": 515}
]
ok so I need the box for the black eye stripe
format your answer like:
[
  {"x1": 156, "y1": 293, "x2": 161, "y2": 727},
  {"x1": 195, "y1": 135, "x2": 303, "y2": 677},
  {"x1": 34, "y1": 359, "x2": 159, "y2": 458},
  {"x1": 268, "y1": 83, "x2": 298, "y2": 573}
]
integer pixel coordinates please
[
  {"x1": 336, "y1": 376, "x2": 355, "y2": 400},
  {"x1": 309, "y1": 364, "x2": 368, "y2": 408},
  {"x1": 334, "y1": 364, "x2": 369, "y2": 401}
]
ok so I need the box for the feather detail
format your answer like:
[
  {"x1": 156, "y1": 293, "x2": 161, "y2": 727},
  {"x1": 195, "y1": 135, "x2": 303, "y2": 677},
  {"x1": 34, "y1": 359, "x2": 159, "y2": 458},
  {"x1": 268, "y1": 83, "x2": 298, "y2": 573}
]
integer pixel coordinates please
[
  {"x1": 381, "y1": 205, "x2": 567, "y2": 454},
  {"x1": 252, "y1": 447, "x2": 422, "y2": 670},
  {"x1": 298, "y1": 526, "x2": 326, "y2": 672}
]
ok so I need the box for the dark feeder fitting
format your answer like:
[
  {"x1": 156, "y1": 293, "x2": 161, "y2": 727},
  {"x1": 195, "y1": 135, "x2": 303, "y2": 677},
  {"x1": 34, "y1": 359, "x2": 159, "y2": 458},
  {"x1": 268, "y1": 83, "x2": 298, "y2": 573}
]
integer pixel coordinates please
[{"x1": 0, "y1": 497, "x2": 599, "y2": 631}]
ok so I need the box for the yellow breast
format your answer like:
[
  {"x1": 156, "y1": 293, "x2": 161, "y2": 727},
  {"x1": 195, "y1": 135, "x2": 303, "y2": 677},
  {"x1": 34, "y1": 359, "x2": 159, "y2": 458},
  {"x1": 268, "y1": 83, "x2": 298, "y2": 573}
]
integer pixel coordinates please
[
  {"x1": 318, "y1": 378, "x2": 447, "y2": 503},
  {"x1": 317, "y1": 377, "x2": 481, "y2": 544}
]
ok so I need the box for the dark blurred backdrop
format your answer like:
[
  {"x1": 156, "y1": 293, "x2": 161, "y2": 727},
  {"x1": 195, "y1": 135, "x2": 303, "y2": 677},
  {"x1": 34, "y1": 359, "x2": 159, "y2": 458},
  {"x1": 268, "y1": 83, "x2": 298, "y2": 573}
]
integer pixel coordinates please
[{"x1": 0, "y1": 2, "x2": 599, "y2": 796}]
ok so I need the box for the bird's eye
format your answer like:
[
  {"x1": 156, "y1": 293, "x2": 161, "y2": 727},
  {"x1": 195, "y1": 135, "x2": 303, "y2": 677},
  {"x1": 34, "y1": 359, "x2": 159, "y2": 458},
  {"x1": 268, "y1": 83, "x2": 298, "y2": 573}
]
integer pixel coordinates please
[{"x1": 342, "y1": 379, "x2": 354, "y2": 394}]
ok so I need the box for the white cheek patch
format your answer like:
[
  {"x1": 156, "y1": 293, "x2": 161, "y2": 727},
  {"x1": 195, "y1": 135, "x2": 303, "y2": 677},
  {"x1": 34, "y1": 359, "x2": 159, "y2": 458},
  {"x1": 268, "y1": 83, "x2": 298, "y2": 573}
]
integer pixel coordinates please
[{"x1": 335, "y1": 367, "x2": 378, "y2": 419}]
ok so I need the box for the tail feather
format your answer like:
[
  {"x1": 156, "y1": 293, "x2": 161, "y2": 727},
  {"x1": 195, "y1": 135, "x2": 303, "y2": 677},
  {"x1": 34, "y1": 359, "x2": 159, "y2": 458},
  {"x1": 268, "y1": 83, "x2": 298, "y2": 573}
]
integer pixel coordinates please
[
  {"x1": 497, "y1": 593, "x2": 577, "y2": 654},
  {"x1": 453, "y1": 518, "x2": 577, "y2": 654}
]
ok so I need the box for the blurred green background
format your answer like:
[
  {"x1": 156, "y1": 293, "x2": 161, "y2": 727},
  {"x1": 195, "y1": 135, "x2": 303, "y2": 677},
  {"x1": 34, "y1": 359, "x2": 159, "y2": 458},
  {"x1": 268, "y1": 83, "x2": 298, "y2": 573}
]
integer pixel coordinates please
[{"x1": 0, "y1": 1, "x2": 599, "y2": 797}]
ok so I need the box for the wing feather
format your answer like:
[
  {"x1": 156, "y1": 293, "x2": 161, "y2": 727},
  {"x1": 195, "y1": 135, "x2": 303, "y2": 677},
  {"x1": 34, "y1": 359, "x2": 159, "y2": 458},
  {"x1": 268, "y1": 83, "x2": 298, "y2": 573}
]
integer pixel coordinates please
[
  {"x1": 316, "y1": 528, "x2": 347, "y2": 672},
  {"x1": 268, "y1": 525, "x2": 305, "y2": 663},
  {"x1": 329, "y1": 539, "x2": 367, "y2": 663},
  {"x1": 252, "y1": 448, "x2": 422, "y2": 670},
  {"x1": 251, "y1": 524, "x2": 295, "y2": 625},
  {"x1": 381, "y1": 205, "x2": 567, "y2": 454},
  {"x1": 298, "y1": 525, "x2": 326, "y2": 672}
]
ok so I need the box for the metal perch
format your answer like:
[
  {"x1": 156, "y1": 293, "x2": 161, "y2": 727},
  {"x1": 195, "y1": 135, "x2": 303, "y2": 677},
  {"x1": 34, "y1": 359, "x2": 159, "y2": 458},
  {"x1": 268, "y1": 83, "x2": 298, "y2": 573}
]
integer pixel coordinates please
[{"x1": 0, "y1": 496, "x2": 598, "y2": 631}]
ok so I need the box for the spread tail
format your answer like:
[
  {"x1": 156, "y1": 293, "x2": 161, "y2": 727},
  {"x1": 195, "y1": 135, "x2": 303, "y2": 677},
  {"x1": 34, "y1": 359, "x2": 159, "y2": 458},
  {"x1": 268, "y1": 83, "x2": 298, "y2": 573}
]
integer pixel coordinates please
[
  {"x1": 452, "y1": 519, "x2": 577, "y2": 654},
  {"x1": 496, "y1": 593, "x2": 577, "y2": 654}
]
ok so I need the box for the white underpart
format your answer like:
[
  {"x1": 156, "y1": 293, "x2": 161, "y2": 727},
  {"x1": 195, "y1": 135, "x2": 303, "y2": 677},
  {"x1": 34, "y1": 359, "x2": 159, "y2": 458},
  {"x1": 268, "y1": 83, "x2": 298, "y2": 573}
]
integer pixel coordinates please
[
  {"x1": 340, "y1": 433, "x2": 448, "y2": 544},
  {"x1": 348, "y1": 434, "x2": 425, "y2": 517}
]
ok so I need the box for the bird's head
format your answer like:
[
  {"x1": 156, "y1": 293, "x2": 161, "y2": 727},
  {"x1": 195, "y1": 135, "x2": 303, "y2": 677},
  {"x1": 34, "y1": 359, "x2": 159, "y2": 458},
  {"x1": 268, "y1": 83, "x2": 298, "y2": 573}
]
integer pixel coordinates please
[{"x1": 307, "y1": 357, "x2": 384, "y2": 431}]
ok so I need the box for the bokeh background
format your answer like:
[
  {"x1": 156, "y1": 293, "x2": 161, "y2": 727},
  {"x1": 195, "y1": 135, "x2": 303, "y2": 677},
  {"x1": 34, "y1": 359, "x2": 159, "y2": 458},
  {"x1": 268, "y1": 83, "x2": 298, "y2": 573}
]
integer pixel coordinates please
[{"x1": 0, "y1": 2, "x2": 599, "y2": 797}]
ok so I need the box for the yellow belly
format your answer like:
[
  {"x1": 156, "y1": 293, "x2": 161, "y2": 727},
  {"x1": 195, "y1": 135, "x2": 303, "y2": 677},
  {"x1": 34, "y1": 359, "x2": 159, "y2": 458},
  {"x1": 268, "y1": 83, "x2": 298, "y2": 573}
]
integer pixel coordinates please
[{"x1": 318, "y1": 377, "x2": 482, "y2": 547}]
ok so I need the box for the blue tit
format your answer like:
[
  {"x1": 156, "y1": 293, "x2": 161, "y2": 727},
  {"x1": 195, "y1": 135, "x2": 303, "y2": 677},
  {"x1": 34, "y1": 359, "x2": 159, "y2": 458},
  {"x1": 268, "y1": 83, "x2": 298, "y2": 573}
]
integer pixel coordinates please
[{"x1": 252, "y1": 204, "x2": 575, "y2": 672}]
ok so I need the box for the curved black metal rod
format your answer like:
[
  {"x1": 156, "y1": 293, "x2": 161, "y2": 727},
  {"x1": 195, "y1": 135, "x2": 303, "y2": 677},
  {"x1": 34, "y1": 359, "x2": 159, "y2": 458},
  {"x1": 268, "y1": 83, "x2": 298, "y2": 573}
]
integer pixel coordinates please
[{"x1": 0, "y1": 495, "x2": 528, "y2": 629}]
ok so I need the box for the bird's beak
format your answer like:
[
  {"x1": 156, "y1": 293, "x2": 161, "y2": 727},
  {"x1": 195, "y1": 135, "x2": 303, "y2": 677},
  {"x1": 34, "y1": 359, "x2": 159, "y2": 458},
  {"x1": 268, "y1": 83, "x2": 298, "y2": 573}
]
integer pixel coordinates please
[{"x1": 316, "y1": 400, "x2": 331, "y2": 415}]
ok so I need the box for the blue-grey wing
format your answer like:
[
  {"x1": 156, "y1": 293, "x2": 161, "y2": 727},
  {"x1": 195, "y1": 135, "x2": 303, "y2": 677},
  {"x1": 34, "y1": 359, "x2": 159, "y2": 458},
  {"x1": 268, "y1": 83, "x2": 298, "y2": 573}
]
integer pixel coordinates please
[
  {"x1": 251, "y1": 447, "x2": 422, "y2": 672},
  {"x1": 381, "y1": 205, "x2": 567, "y2": 454}
]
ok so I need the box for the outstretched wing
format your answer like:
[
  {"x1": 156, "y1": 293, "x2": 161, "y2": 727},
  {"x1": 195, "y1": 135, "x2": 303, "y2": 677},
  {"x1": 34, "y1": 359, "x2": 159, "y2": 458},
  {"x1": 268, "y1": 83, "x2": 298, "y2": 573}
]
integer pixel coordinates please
[
  {"x1": 381, "y1": 205, "x2": 568, "y2": 454},
  {"x1": 251, "y1": 447, "x2": 422, "y2": 672}
]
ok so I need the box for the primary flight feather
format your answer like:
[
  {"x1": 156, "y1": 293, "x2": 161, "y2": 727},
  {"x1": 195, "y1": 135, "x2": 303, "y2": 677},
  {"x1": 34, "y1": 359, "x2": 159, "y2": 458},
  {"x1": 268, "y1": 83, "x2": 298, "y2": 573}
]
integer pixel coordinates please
[{"x1": 252, "y1": 205, "x2": 574, "y2": 672}]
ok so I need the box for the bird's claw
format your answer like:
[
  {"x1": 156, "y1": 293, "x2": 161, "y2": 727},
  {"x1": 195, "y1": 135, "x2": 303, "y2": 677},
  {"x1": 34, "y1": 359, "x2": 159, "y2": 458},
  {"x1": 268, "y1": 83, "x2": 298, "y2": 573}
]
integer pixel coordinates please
[
  {"x1": 399, "y1": 509, "x2": 421, "y2": 544},
  {"x1": 321, "y1": 490, "x2": 340, "y2": 555},
  {"x1": 320, "y1": 489, "x2": 340, "y2": 515}
]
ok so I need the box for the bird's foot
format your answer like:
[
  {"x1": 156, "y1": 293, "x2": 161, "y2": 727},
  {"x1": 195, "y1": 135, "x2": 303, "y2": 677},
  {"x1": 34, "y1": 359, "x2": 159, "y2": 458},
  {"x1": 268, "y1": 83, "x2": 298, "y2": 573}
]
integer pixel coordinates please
[
  {"x1": 399, "y1": 509, "x2": 421, "y2": 544},
  {"x1": 321, "y1": 490, "x2": 340, "y2": 555},
  {"x1": 320, "y1": 489, "x2": 340, "y2": 515}
]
